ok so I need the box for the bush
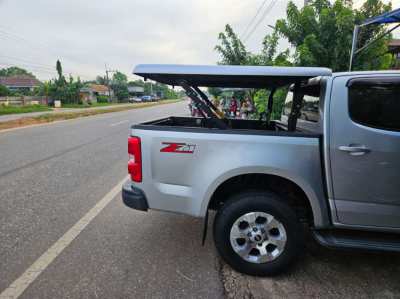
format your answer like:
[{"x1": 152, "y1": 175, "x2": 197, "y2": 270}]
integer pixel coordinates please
[
  {"x1": 254, "y1": 88, "x2": 288, "y2": 120},
  {"x1": 97, "y1": 95, "x2": 109, "y2": 103},
  {"x1": 0, "y1": 84, "x2": 9, "y2": 96}
]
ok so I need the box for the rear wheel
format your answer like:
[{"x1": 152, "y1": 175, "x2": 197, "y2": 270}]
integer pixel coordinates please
[{"x1": 213, "y1": 191, "x2": 304, "y2": 276}]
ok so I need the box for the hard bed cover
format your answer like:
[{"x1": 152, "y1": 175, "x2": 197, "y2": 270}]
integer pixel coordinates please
[{"x1": 133, "y1": 64, "x2": 332, "y2": 88}]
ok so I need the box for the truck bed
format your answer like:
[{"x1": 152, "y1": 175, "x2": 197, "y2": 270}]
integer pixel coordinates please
[
  {"x1": 128, "y1": 115, "x2": 326, "y2": 221},
  {"x1": 134, "y1": 116, "x2": 319, "y2": 137}
]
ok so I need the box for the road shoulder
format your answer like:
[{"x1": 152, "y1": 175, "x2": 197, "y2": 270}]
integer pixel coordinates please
[
  {"x1": 0, "y1": 100, "x2": 181, "y2": 132},
  {"x1": 222, "y1": 234, "x2": 400, "y2": 299}
]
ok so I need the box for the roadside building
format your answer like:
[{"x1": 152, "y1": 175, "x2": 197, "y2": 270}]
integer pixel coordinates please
[
  {"x1": 79, "y1": 84, "x2": 112, "y2": 103},
  {"x1": 128, "y1": 86, "x2": 144, "y2": 97},
  {"x1": 388, "y1": 39, "x2": 400, "y2": 69},
  {"x1": 0, "y1": 75, "x2": 41, "y2": 92}
]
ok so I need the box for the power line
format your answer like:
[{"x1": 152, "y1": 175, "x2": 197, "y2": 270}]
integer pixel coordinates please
[
  {"x1": 0, "y1": 62, "x2": 56, "y2": 75},
  {"x1": 0, "y1": 31, "x2": 57, "y2": 61},
  {"x1": 0, "y1": 26, "x2": 89, "y2": 76},
  {"x1": 241, "y1": 0, "x2": 269, "y2": 38},
  {"x1": 105, "y1": 63, "x2": 117, "y2": 102},
  {"x1": 0, "y1": 32, "x2": 64, "y2": 71},
  {"x1": 0, "y1": 54, "x2": 56, "y2": 71},
  {"x1": 0, "y1": 27, "x2": 86, "y2": 77},
  {"x1": 243, "y1": 0, "x2": 278, "y2": 42},
  {"x1": 0, "y1": 25, "x2": 115, "y2": 82},
  {"x1": 0, "y1": 53, "x2": 80, "y2": 77},
  {"x1": 0, "y1": 63, "x2": 55, "y2": 73},
  {"x1": 0, "y1": 29, "x2": 52, "y2": 52}
]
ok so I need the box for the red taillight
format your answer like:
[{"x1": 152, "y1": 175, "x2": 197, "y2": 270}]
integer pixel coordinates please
[{"x1": 128, "y1": 136, "x2": 142, "y2": 182}]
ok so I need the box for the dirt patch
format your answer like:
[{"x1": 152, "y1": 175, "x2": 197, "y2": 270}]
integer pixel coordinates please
[
  {"x1": 0, "y1": 100, "x2": 181, "y2": 131},
  {"x1": 222, "y1": 234, "x2": 400, "y2": 299}
]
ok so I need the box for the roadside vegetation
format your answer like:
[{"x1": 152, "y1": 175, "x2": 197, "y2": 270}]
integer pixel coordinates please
[
  {"x1": 0, "y1": 99, "x2": 181, "y2": 131},
  {"x1": 0, "y1": 62, "x2": 179, "y2": 107},
  {"x1": 212, "y1": 0, "x2": 393, "y2": 119},
  {"x1": 0, "y1": 104, "x2": 51, "y2": 115},
  {"x1": 61, "y1": 102, "x2": 128, "y2": 108}
]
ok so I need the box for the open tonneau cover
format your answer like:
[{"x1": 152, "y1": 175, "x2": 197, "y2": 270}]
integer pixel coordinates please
[
  {"x1": 134, "y1": 64, "x2": 332, "y2": 88},
  {"x1": 133, "y1": 64, "x2": 332, "y2": 130}
]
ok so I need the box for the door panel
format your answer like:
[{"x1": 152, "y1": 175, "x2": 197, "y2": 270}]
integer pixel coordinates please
[{"x1": 329, "y1": 75, "x2": 400, "y2": 228}]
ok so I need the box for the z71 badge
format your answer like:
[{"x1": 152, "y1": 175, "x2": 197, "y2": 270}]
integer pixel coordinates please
[{"x1": 160, "y1": 142, "x2": 196, "y2": 154}]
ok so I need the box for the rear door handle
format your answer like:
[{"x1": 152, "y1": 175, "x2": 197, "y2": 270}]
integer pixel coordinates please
[{"x1": 338, "y1": 145, "x2": 370, "y2": 156}]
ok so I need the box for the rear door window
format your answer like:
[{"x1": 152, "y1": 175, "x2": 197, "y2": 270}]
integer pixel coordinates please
[
  {"x1": 300, "y1": 94, "x2": 320, "y2": 122},
  {"x1": 281, "y1": 78, "x2": 323, "y2": 132},
  {"x1": 348, "y1": 77, "x2": 400, "y2": 131}
]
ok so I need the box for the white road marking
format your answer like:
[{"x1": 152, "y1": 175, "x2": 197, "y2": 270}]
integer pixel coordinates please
[
  {"x1": 110, "y1": 120, "x2": 128, "y2": 127},
  {"x1": 0, "y1": 175, "x2": 130, "y2": 299}
]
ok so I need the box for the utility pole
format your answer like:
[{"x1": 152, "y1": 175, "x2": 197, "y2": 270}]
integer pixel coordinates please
[{"x1": 105, "y1": 63, "x2": 116, "y2": 103}]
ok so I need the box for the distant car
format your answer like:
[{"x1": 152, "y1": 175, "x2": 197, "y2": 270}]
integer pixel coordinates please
[
  {"x1": 141, "y1": 95, "x2": 152, "y2": 102},
  {"x1": 128, "y1": 97, "x2": 142, "y2": 103}
]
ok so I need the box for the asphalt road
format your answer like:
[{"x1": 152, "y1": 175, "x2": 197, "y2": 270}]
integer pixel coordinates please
[
  {"x1": 0, "y1": 101, "x2": 224, "y2": 298},
  {"x1": 2, "y1": 99, "x2": 400, "y2": 299},
  {"x1": 0, "y1": 103, "x2": 143, "y2": 122}
]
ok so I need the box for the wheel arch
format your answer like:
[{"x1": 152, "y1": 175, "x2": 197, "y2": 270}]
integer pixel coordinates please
[{"x1": 201, "y1": 167, "x2": 330, "y2": 228}]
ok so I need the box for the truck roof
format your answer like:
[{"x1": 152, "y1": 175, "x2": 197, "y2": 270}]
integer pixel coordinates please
[
  {"x1": 332, "y1": 70, "x2": 400, "y2": 78},
  {"x1": 133, "y1": 64, "x2": 332, "y2": 88}
]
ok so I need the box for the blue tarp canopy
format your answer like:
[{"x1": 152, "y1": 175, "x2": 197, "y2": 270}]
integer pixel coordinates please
[
  {"x1": 349, "y1": 8, "x2": 400, "y2": 70},
  {"x1": 362, "y1": 7, "x2": 400, "y2": 26}
]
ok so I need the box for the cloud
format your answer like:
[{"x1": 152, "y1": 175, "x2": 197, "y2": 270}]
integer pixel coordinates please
[
  {"x1": 0, "y1": 0, "x2": 398, "y2": 80},
  {"x1": 0, "y1": 0, "x2": 291, "y2": 80}
]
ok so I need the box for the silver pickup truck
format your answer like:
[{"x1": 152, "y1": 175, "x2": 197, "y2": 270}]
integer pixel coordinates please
[{"x1": 122, "y1": 64, "x2": 400, "y2": 276}]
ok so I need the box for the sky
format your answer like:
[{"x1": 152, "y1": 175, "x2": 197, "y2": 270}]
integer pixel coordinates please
[{"x1": 0, "y1": 0, "x2": 399, "y2": 81}]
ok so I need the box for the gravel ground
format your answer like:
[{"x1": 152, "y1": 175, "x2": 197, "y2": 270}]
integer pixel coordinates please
[{"x1": 222, "y1": 232, "x2": 400, "y2": 299}]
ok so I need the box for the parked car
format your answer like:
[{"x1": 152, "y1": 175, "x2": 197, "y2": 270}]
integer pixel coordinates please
[
  {"x1": 141, "y1": 95, "x2": 152, "y2": 102},
  {"x1": 128, "y1": 97, "x2": 142, "y2": 103},
  {"x1": 122, "y1": 64, "x2": 400, "y2": 276}
]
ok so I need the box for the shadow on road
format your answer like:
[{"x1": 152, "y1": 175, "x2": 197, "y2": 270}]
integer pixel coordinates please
[{"x1": 222, "y1": 231, "x2": 400, "y2": 299}]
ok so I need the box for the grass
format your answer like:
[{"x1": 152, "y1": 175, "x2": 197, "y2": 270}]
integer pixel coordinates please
[
  {"x1": 0, "y1": 99, "x2": 182, "y2": 131},
  {"x1": 0, "y1": 105, "x2": 51, "y2": 115},
  {"x1": 62, "y1": 102, "x2": 124, "y2": 108},
  {"x1": 63, "y1": 99, "x2": 180, "y2": 109}
]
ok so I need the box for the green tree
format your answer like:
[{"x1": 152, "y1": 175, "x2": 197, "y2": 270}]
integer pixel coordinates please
[
  {"x1": 0, "y1": 66, "x2": 35, "y2": 78},
  {"x1": 96, "y1": 75, "x2": 107, "y2": 85},
  {"x1": 354, "y1": 0, "x2": 394, "y2": 70},
  {"x1": 215, "y1": 24, "x2": 250, "y2": 65},
  {"x1": 275, "y1": 0, "x2": 392, "y2": 71},
  {"x1": 34, "y1": 81, "x2": 50, "y2": 102},
  {"x1": 128, "y1": 80, "x2": 177, "y2": 99},
  {"x1": 0, "y1": 84, "x2": 9, "y2": 96},
  {"x1": 128, "y1": 80, "x2": 145, "y2": 87},
  {"x1": 208, "y1": 87, "x2": 223, "y2": 98},
  {"x1": 251, "y1": 31, "x2": 292, "y2": 118},
  {"x1": 111, "y1": 71, "x2": 129, "y2": 101},
  {"x1": 215, "y1": 25, "x2": 291, "y2": 117},
  {"x1": 113, "y1": 71, "x2": 127, "y2": 83},
  {"x1": 153, "y1": 82, "x2": 178, "y2": 99},
  {"x1": 52, "y1": 60, "x2": 67, "y2": 102},
  {"x1": 44, "y1": 60, "x2": 83, "y2": 104},
  {"x1": 56, "y1": 60, "x2": 63, "y2": 81},
  {"x1": 64, "y1": 75, "x2": 83, "y2": 104}
]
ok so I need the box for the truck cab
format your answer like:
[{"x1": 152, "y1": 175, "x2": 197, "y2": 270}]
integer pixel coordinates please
[{"x1": 122, "y1": 64, "x2": 400, "y2": 276}]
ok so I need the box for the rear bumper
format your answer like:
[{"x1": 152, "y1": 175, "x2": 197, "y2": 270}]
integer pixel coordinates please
[{"x1": 122, "y1": 182, "x2": 149, "y2": 211}]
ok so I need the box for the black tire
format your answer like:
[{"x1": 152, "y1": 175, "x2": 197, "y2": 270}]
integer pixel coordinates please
[{"x1": 213, "y1": 191, "x2": 304, "y2": 276}]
